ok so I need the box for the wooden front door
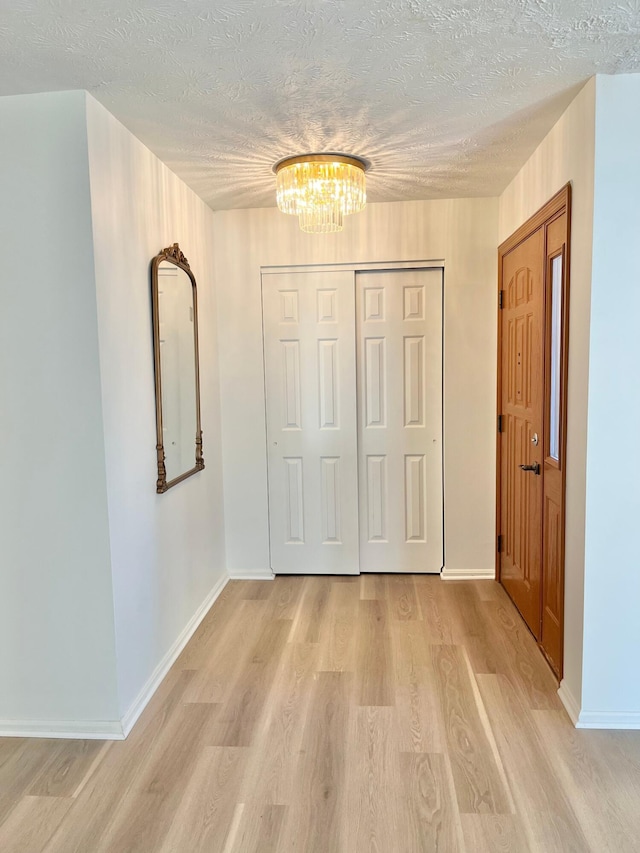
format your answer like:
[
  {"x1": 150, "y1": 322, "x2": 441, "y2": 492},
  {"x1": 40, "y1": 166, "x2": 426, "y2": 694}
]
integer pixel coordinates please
[
  {"x1": 497, "y1": 185, "x2": 571, "y2": 679},
  {"x1": 499, "y1": 228, "x2": 545, "y2": 637}
]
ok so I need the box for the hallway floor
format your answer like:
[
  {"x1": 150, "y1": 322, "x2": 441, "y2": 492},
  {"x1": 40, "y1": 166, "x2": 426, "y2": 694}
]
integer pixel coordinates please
[{"x1": 2, "y1": 575, "x2": 639, "y2": 852}]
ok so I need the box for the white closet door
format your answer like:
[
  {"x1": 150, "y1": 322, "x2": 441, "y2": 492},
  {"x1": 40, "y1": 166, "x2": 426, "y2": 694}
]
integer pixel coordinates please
[
  {"x1": 263, "y1": 271, "x2": 359, "y2": 575},
  {"x1": 356, "y1": 269, "x2": 443, "y2": 573}
]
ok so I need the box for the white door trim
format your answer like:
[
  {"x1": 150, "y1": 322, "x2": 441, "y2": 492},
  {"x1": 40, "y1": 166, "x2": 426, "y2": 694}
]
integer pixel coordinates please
[{"x1": 262, "y1": 259, "x2": 445, "y2": 275}]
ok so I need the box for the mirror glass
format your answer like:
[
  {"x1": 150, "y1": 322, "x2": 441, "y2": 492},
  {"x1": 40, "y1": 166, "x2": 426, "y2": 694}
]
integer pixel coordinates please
[
  {"x1": 152, "y1": 244, "x2": 204, "y2": 492},
  {"x1": 158, "y1": 261, "x2": 197, "y2": 481}
]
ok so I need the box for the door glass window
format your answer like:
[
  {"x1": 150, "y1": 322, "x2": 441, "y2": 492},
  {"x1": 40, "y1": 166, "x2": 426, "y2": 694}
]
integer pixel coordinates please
[{"x1": 549, "y1": 254, "x2": 563, "y2": 461}]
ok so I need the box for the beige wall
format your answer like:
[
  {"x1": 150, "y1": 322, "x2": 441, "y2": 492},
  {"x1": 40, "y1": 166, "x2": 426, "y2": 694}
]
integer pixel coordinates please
[
  {"x1": 0, "y1": 90, "x2": 228, "y2": 735},
  {"x1": 214, "y1": 197, "x2": 498, "y2": 579},
  {"x1": 498, "y1": 79, "x2": 596, "y2": 709},
  {"x1": 86, "y1": 94, "x2": 227, "y2": 722}
]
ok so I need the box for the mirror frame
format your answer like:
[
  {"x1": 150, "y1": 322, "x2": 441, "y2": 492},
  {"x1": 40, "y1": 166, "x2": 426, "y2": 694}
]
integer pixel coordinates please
[{"x1": 151, "y1": 242, "x2": 204, "y2": 493}]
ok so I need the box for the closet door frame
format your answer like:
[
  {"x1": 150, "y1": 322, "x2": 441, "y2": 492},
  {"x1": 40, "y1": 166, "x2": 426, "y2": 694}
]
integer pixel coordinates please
[{"x1": 261, "y1": 260, "x2": 445, "y2": 576}]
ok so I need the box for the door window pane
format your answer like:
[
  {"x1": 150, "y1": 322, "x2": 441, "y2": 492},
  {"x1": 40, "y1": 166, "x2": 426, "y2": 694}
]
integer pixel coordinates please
[{"x1": 549, "y1": 254, "x2": 563, "y2": 460}]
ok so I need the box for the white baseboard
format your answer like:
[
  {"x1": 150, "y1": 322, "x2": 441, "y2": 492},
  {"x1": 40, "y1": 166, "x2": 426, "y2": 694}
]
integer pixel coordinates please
[
  {"x1": 121, "y1": 573, "x2": 229, "y2": 737},
  {"x1": 440, "y1": 567, "x2": 496, "y2": 581},
  {"x1": 0, "y1": 574, "x2": 230, "y2": 742},
  {"x1": 0, "y1": 719, "x2": 125, "y2": 740},
  {"x1": 576, "y1": 710, "x2": 640, "y2": 730},
  {"x1": 557, "y1": 680, "x2": 581, "y2": 726},
  {"x1": 558, "y1": 681, "x2": 640, "y2": 729},
  {"x1": 0, "y1": 576, "x2": 229, "y2": 740},
  {"x1": 227, "y1": 569, "x2": 274, "y2": 580}
]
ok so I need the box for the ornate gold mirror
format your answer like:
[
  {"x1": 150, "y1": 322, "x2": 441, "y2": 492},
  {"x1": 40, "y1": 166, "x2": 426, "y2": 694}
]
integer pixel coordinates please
[{"x1": 151, "y1": 243, "x2": 204, "y2": 493}]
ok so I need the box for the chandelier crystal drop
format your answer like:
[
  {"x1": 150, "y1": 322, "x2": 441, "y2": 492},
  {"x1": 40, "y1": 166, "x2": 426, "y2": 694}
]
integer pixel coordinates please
[{"x1": 275, "y1": 154, "x2": 367, "y2": 234}]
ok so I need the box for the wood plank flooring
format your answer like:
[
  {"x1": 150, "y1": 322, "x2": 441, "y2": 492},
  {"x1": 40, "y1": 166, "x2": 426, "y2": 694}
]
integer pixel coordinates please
[{"x1": 2, "y1": 576, "x2": 640, "y2": 852}]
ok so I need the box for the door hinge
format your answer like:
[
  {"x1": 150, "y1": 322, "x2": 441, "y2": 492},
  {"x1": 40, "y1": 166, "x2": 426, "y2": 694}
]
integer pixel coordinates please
[
  {"x1": 499, "y1": 290, "x2": 504, "y2": 309},
  {"x1": 497, "y1": 414, "x2": 503, "y2": 433},
  {"x1": 497, "y1": 534, "x2": 503, "y2": 553}
]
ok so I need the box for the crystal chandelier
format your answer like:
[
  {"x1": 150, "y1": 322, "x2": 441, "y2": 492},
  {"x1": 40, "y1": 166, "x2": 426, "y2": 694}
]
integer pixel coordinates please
[{"x1": 274, "y1": 153, "x2": 367, "y2": 234}]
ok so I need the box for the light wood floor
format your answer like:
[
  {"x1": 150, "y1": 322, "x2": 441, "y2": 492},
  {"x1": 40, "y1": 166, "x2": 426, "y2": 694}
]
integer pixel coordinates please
[{"x1": 2, "y1": 576, "x2": 640, "y2": 852}]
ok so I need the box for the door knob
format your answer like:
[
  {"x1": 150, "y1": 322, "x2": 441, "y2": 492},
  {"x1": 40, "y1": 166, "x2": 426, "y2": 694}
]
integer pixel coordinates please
[{"x1": 519, "y1": 463, "x2": 540, "y2": 475}]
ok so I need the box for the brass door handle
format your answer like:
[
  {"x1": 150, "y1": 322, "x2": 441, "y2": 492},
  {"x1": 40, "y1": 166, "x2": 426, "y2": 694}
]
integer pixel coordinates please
[{"x1": 519, "y1": 463, "x2": 540, "y2": 475}]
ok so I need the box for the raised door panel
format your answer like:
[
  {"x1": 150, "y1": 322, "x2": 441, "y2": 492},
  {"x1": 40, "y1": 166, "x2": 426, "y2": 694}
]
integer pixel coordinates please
[
  {"x1": 263, "y1": 270, "x2": 359, "y2": 575},
  {"x1": 280, "y1": 290, "x2": 299, "y2": 323},
  {"x1": 284, "y1": 457, "x2": 304, "y2": 543},
  {"x1": 404, "y1": 454, "x2": 426, "y2": 542},
  {"x1": 364, "y1": 338, "x2": 386, "y2": 427},
  {"x1": 281, "y1": 341, "x2": 302, "y2": 429},
  {"x1": 317, "y1": 289, "x2": 337, "y2": 323},
  {"x1": 364, "y1": 287, "x2": 385, "y2": 321},
  {"x1": 404, "y1": 336, "x2": 424, "y2": 427},
  {"x1": 318, "y1": 339, "x2": 339, "y2": 429},
  {"x1": 320, "y1": 457, "x2": 341, "y2": 544},
  {"x1": 366, "y1": 455, "x2": 387, "y2": 542}
]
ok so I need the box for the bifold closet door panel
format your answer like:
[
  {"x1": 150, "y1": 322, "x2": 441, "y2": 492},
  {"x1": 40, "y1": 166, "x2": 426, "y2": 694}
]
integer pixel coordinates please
[
  {"x1": 262, "y1": 271, "x2": 359, "y2": 575},
  {"x1": 356, "y1": 269, "x2": 444, "y2": 573}
]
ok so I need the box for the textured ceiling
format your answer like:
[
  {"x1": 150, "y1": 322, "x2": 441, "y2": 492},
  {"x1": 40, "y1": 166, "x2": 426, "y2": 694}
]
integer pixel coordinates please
[{"x1": 1, "y1": 1, "x2": 639, "y2": 209}]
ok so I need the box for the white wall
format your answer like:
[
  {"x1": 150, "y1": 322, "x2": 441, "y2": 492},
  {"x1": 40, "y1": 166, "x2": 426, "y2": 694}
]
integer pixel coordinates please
[
  {"x1": 214, "y1": 198, "x2": 499, "y2": 579},
  {"x1": 498, "y1": 79, "x2": 596, "y2": 714},
  {"x1": 580, "y1": 74, "x2": 640, "y2": 723},
  {"x1": 85, "y1": 94, "x2": 227, "y2": 720},
  {"x1": 0, "y1": 92, "x2": 120, "y2": 729}
]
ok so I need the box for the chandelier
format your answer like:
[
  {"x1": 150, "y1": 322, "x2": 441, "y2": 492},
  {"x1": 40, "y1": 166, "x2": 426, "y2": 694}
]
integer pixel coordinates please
[{"x1": 274, "y1": 153, "x2": 367, "y2": 233}]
